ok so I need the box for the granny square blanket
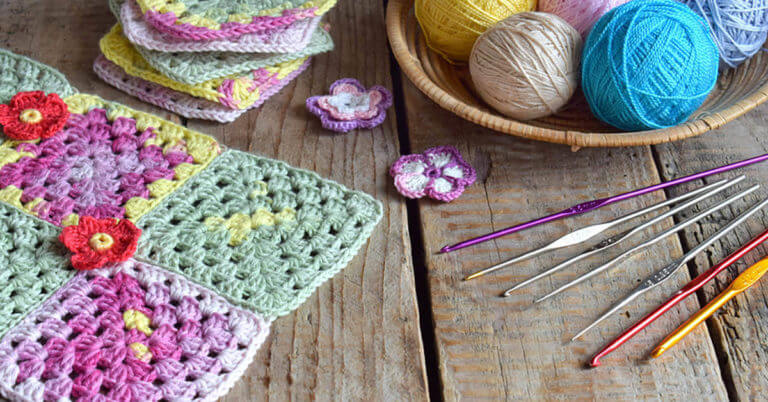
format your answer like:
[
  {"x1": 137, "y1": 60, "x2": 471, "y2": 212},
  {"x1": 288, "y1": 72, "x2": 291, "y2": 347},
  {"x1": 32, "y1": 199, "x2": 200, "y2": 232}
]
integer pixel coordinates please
[{"x1": 0, "y1": 49, "x2": 382, "y2": 401}]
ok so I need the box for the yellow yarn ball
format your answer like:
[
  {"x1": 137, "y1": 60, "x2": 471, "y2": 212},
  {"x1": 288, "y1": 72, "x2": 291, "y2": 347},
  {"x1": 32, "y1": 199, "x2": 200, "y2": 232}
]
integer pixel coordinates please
[{"x1": 415, "y1": 0, "x2": 537, "y2": 63}]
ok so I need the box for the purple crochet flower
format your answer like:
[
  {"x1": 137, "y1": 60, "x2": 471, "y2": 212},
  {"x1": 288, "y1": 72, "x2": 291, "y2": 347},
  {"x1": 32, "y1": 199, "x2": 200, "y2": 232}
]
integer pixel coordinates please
[
  {"x1": 306, "y1": 78, "x2": 393, "y2": 133},
  {"x1": 389, "y1": 146, "x2": 476, "y2": 202}
]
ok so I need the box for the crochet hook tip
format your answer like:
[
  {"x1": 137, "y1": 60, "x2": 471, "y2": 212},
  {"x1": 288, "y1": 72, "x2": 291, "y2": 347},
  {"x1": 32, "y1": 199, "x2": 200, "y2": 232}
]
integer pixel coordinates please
[
  {"x1": 589, "y1": 357, "x2": 602, "y2": 367},
  {"x1": 439, "y1": 245, "x2": 453, "y2": 253},
  {"x1": 650, "y1": 347, "x2": 665, "y2": 359},
  {"x1": 463, "y1": 271, "x2": 483, "y2": 281}
]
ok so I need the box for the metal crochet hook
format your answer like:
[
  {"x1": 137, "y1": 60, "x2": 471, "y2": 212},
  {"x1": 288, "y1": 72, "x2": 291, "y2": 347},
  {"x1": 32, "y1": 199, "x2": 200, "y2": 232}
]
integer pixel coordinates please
[
  {"x1": 441, "y1": 153, "x2": 768, "y2": 253},
  {"x1": 652, "y1": 255, "x2": 768, "y2": 358},
  {"x1": 571, "y1": 195, "x2": 768, "y2": 341},
  {"x1": 464, "y1": 180, "x2": 723, "y2": 281},
  {"x1": 503, "y1": 177, "x2": 742, "y2": 296},
  {"x1": 590, "y1": 228, "x2": 768, "y2": 367},
  {"x1": 534, "y1": 183, "x2": 760, "y2": 304}
]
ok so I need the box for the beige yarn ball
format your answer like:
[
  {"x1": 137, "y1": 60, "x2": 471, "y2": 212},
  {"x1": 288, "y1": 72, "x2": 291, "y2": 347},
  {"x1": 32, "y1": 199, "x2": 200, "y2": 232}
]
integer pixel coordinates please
[{"x1": 469, "y1": 12, "x2": 583, "y2": 120}]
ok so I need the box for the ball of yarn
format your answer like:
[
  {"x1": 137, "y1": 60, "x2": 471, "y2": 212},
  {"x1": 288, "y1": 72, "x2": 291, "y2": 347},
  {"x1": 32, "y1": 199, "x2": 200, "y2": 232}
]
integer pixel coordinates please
[
  {"x1": 582, "y1": 0, "x2": 720, "y2": 131},
  {"x1": 679, "y1": 0, "x2": 768, "y2": 68},
  {"x1": 538, "y1": 0, "x2": 630, "y2": 37},
  {"x1": 415, "y1": 0, "x2": 537, "y2": 63},
  {"x1": 469, "y1": 12, "x2": 583, "y2": 120}
]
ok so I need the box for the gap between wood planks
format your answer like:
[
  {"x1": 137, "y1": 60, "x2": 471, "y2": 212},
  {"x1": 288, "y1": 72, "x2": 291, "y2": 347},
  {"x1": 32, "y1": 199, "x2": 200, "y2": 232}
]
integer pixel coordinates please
[
  {"x1": 385, "y1": 10, "x2": 445, "y2": 400},
  {"x1": 649, "y1": 146, "x2": 739, "y2": 402}
]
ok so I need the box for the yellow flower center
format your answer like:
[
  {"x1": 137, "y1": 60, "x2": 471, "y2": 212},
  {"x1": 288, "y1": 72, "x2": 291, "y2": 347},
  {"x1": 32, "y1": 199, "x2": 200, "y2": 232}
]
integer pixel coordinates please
[
  {"x1": 19, "y1": 109, "x2": 43, "y2": 124},
  {"x1": 124, "y1": 309, "x2": 154, "y2": 336},
  {"x1": 88, "y1": 233, "x2": 114, "y2": 252},
  {"x1": 129, "y1": 342, "x2": 153, "y2": 362}
]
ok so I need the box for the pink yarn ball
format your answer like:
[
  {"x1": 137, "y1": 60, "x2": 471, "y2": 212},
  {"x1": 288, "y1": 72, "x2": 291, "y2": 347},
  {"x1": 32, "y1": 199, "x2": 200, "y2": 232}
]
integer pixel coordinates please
[{"x1": 538, "y1": 0, "x2": 630, "y2": 37}]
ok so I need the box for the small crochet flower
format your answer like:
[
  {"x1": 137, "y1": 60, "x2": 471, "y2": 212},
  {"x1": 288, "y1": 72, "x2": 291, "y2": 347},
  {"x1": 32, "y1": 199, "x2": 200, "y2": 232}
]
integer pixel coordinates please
[
  {"x1": 306, "y1": 78, "x2": 393, "y2": 133},
  {"x1": 59, "y1": 216, "x2": 142, "y2": 270},
  {"x1": 0, "y1": 91, "x2": 69, "y2": 140},
  {"x1": 390, "y1": 145, "x2": 476, "y2": 202}
]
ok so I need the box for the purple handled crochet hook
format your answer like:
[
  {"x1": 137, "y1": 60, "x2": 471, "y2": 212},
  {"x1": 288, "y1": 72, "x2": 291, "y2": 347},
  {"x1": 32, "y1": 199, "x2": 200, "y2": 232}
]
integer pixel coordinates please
[{"x1": 440, "y1": 153, "x2": 768, "y2": 254}]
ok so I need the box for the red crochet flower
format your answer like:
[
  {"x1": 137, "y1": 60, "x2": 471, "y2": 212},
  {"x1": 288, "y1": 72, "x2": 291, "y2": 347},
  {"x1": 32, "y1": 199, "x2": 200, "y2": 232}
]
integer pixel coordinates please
[
  {"x1": 0, "y1": 91, "x2": 69, "y2": 140},
  {"x1": 59, "y1": 216, "x2": 142, "y2": 270}
]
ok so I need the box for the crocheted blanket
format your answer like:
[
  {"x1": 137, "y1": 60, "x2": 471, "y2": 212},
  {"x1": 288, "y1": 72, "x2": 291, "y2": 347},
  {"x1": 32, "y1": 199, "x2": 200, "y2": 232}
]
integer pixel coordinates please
[{"x1": 0, "y1": 49, "x2": 381, "y2": 401}]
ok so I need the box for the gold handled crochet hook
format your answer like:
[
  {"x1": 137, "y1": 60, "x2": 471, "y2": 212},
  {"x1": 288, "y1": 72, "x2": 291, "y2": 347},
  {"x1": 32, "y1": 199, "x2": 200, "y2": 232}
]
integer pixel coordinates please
[
  {"x1": 652, "y1": 256, "x2": 768, "y2": 358},
  {"x1": 503, "y1": 177, "x2": 741, "y2": 296},
  {"x1": 465, "y1": 180, "x2": 723, "y2": 281},
  {"x1": 570, "y1": 196, "x2": 768, "y2": 341},
  {"x1": 535, "y1": 183, "x2": 760, "y2": 303}
]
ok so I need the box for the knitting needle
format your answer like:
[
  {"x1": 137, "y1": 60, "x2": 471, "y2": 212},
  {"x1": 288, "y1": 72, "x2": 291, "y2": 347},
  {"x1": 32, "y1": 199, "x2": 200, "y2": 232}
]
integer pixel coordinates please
[
  {"x1": 440, "y1": 153, "x2": 768, "y2": 254},
  {"x1": 571, "y1": 196, "x2": 768, "y2": 341},
  {"x1": 589, "y1": 228, "x2": 768, "y2": 367},
  {"x1": 535, "y1": 183, "x2": 760, "y2": 303},
  {"x1": 503, "y1": 177, "x2": 741, "y2": 295},
  {"x1": 464, "y1": 180, "x2": 724, "y2": 281},
  {"x1": 651, "y1": 255, "x2": 768, "y2": 358}
]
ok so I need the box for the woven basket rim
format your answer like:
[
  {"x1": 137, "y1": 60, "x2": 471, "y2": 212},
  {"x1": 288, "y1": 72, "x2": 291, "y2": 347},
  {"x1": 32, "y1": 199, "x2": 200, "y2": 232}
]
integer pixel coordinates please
[{"x1": 385, "y1": 0, "x2": 768, "y2": 148}]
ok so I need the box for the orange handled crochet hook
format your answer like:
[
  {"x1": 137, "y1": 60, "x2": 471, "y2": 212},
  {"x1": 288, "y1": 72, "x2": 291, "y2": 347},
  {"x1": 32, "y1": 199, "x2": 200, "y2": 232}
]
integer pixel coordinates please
[{"x1": 651, "y1": 256, "x2": 768, "y2": 358}]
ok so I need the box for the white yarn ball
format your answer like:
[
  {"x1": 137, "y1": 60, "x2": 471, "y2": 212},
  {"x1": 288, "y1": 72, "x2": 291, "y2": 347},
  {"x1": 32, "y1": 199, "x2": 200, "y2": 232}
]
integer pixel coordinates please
[{"x1": 469, "y1": 12, "x2": 583, "y2": 120}]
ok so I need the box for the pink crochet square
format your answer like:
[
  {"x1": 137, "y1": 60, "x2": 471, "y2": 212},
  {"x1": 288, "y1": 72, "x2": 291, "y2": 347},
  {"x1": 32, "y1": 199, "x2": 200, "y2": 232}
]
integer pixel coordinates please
[
  {"x1": 0, "y1": 260, "x2": 270, "y2": 402},
  {"x1": 0, "y1": 108, "x2": 197, "y2": 225}
]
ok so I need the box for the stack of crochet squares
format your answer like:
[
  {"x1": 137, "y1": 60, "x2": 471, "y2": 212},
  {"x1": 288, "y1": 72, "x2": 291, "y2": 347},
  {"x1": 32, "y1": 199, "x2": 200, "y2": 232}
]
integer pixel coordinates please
[{"x1": 95, "y1": 0, "x2": 336, "y2": 122}]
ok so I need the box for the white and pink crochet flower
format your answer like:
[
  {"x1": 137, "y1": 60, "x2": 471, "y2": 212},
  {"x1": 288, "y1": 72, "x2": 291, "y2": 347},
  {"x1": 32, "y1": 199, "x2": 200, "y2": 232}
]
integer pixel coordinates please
[{"x1": 390, "y1": 146, "x2": 476, "y2": 202}]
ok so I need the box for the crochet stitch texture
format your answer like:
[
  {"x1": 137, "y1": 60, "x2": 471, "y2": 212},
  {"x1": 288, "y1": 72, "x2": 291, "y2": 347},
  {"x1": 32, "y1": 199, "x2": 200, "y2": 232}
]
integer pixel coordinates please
[
  {"x1": 114, "y1": 0, "x2": 323, "y2": 53},
  {"x1": 0, "y1": 260, "x2": 270, "y2": 401},
  {"x1": 0, "y1": 48, "x2": 382, "y2": 401},
  {"x1": 136, "y1": 24, "x2": 332, "y2": 85},
  {"x1": 135, "y1": 0, "x2": 337, "y2": 40},
  {"x1": 100, "y1": 25, "x2": 310, "y2": 110},
  {"x1": 94, "y1": 55, "x2": 311, "y2": 123}
]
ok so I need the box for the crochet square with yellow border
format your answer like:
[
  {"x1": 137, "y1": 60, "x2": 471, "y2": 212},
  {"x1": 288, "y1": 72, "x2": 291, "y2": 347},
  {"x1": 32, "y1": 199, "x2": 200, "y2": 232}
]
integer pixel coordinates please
[{"x1": 0, "y1": 94, "x2": 219, "y2": 226}]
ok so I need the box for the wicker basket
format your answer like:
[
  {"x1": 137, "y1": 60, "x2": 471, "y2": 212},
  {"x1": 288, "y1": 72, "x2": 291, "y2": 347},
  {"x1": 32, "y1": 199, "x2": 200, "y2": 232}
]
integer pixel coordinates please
[{"x1": 385, "y1": 0, "x2": 768, "y2": 148}]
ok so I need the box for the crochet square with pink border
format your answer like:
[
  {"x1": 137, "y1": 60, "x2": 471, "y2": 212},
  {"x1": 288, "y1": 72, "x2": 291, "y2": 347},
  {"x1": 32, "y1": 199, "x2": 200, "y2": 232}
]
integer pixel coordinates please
[{"x1": 0, "y1": 260, "x2": 270, "y2": 402}]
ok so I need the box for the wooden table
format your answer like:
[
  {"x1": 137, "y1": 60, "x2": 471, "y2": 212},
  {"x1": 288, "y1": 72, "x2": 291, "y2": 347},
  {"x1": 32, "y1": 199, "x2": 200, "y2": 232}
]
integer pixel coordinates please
[{"x1": 3, "y1": 1, "x2": 768, "y2": 400}]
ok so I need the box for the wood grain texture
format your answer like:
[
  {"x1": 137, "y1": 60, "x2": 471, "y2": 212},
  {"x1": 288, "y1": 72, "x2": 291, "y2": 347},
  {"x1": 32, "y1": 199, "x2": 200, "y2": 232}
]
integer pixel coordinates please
[
  {"x1": 399, "y1": 75, "x2": 731, "y2": 399},
  {"x1": 654, "y1": 103, "x2": 768, "y2": 401},
  {"x1": 0, "y1": 1, "x2": 429, "y2": 401}
]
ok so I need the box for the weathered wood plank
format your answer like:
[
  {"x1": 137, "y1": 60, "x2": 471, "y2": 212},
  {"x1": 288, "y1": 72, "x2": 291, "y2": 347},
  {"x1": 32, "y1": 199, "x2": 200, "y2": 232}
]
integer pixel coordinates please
[
  {"x1": 0, "y1": 1, "x2": 430, "y2": 400},
  {"x1": 399, "y1": 73, "x2": 731, "y2": 399},
  {"x1": 654, "y1": 103, "x2": 768, "y2": 401},
  {"x1": 185, "y1": 0, "x2": 430, "y2": 400}
]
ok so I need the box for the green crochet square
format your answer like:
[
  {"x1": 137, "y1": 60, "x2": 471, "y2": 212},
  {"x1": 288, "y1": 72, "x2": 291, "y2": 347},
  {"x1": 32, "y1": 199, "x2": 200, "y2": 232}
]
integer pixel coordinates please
[
  {"x1": 136, "y1": 149, "x2": 382, "y2": 319},
  {"x1": 136, "y1": 25, "x2": 334, "y2": 85},
  {"x1": 0, "y1": 201, "x2": 74, "y2": 338},
  {"x1": 0, "y1": 49, "x2": 75, "y2": 103}
]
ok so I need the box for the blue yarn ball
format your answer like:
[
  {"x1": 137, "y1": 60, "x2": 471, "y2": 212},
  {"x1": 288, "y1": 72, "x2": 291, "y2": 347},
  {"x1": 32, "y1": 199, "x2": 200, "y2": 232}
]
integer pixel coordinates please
[{"x1": 582, "y1": 0, "x2": 720, "y2": 131}]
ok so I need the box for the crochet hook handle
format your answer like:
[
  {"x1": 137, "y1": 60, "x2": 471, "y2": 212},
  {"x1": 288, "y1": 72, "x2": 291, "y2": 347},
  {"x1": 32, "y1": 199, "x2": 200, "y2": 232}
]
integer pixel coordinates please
[
  {"x1": 651, "y1": 256, "x2": 768, "y2": 358},
  {"x1": 589, "y1": 228, "x2": 768, "y2": 367},
  {"x1": 440, "y1": 153, "x2": 768, "y2": 253}
]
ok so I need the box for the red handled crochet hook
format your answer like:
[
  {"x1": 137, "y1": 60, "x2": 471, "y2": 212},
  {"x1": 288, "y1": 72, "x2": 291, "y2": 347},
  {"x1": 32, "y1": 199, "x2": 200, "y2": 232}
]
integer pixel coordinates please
[
  {"x1": 440, "y1": 153, "x2": 768, "y2": 253},
  {"x1": 589, "y1": 227, "x2": 768, "y2": 367}
]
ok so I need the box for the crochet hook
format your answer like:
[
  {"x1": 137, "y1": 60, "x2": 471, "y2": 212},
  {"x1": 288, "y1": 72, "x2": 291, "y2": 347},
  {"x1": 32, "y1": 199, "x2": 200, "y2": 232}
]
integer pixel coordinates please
[
  {"x1": 440, "y1": 153, "x2": 768, "y2": 254},
  {"x1": 590, "y1": 228, "x2": 768, "y2": 367},
  {"x1": 503, "y1": 177, "x2": 740, "y2": 295},
  {"x1": 535, "y1": 183, "x2": 760, "y2": 303},
  {"x1": 571, "y1": 196, "x2": 768, "y2": 341},
  {"x1": 465, "y1": 180, "x2": 723, "y2": 281},
  {"x1": 651, "y1": 255, "x2": 768, "y2": 358}
]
